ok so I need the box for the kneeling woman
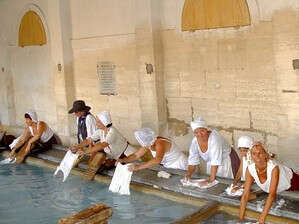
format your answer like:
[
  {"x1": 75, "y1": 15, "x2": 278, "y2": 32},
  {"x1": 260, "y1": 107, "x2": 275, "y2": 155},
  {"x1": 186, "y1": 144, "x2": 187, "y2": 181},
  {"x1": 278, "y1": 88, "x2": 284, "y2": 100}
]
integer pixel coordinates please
[
  {"x1": 71, "y1": 111, "x2": 136, "y2": 180},
  {"x1": 186, "y1": 117, "x2": 240, "y2": 187},
  {"x1": 8, "y1": 111, "x2": 56, "y2": 163},
  {"x1": 118, "y1": 128, "x2": 188, "y2": 171},
  {"x1": 240, "y1": 142, "x2": 299, "y2": 224}
]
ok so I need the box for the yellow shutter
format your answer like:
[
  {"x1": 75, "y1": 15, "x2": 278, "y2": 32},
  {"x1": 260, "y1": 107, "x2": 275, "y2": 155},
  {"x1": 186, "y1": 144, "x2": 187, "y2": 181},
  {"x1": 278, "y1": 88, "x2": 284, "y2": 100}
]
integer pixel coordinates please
[
  {"x1": 182, "y1": 0, "x2": 251, "y2": 31},
  {"x1": 19, "y1": 11, "x2": 47, "y2": 47}
]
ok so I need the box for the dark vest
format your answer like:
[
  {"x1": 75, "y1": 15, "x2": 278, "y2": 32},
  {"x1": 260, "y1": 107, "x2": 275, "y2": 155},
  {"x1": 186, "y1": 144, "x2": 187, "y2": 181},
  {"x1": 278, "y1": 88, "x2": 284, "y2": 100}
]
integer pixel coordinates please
[{"x1": 77, "y1": 113, "x2": 90, "y2": 143}]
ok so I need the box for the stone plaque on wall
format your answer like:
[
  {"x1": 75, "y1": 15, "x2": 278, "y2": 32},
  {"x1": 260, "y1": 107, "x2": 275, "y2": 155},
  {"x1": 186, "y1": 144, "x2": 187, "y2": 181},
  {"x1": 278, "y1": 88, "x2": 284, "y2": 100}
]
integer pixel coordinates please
[{"x1": 97, "y1": 61, "x2": 117, "y2": 95}]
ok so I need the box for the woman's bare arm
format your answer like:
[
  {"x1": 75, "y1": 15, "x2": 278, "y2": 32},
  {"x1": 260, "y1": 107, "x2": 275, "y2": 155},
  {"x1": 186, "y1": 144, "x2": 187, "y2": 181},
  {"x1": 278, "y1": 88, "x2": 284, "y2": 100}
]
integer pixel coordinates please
[
  {"x1": 131, "y1": 143, "x2": 166, "y2": 171},
  {"x1": 11, "y1": 128, "x2": 31, "y2": 150},
  {"x1": 233, "y1": 159, "x2": 243, "y2": 186},
  {"x1": 119, "y1": 147, "x2": 147, "y2": 163},
  {"x1": 69, "y1": 138, "x2": 93, "y2": 152},
  {"x1": 82, "y1": 141, "x2": 109, "y2": 155},
  {"x1": 240, "y1": 168, "x2": 254, "y2": 220},
  {"x1": 209, "y1": 165, "x2": 218, "y2": 182},
  {"x1": 258, "y1": 166, "x2": 279, "y2": 224},
  {"x1": 27, "y1": 122, "x2": 46, "y2": 145}
]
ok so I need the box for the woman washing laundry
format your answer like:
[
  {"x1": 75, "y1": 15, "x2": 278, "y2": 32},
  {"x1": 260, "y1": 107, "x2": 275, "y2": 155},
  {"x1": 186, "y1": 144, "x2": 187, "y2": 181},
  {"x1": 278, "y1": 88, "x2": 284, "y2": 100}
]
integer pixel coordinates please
[
  {"x1": 240, "y1": 142, "x2": 299, "y2": 224},
  {"x1": 117, "y1": 128, "x2": 188, "y2": 171},
  {"x1": 229, "y1": 136, "x2": 254, "y2": 194},
  {"x1": 70, "y1": 110, "x2": 136, "y2": 180},
  {"x1": 7, "y1": 111, "x2": 56, "y2": 163},
  {"x1": 185, "y1": 117, "x2": 240, "y2": 187}
]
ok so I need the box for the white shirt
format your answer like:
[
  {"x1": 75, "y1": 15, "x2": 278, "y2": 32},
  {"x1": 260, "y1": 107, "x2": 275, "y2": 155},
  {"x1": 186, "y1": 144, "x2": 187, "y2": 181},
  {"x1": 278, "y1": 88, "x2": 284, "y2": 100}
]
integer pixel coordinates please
[
  {"x1": 248, "y1": 160, "x2": 293, "y2": 193},
  {"x1": 188, "y1": 130, "x2": 233, "y2": 178},
  {"x1": 76, "y1": 114, "x2": 97, "y2": 141},
  {"x1": 90, "y1": 127, "x2": 132, "y2": 159},
  {"x1": 188, "y1": 130, "x2": 231, "y2": 166},
  {"x1": 151, "y1": 139, "x2": 188, "y2": 170},
  {"x1": 29, "y1": 123, "x2": 54, "y2": 143}
]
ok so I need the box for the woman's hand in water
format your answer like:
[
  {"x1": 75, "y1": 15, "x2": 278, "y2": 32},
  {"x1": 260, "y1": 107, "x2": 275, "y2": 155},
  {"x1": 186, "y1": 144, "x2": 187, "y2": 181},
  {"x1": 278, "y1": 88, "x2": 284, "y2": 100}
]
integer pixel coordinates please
[{"x1": 128, "y1": 163, "x2": 139, "y2": 171}]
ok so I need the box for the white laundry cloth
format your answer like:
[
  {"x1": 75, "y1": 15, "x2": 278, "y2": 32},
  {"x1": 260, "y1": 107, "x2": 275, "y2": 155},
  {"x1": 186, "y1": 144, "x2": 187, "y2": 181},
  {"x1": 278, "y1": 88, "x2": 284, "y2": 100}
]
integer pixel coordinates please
[
  {"x1": 225, "y1": 184, "x2": 244, "y2": 197},
  {"x1": 180, "y1": 178, "x2": 219, "y2": 189},
  {"x1": 54, "y1": 151, "x2": 79, "y2": 182},
  {"x1": 9, "y1": 136, "x2": 22, "y2": 149},
  {"x1": 157, "y1": 171, "x2": 171, "y2": 179},
  {"x1": 0, "y1": 157, "x2": 16, "y2": 165},
  {"x1": 256, "y1": 198, "x2": 286, "y2": 216},
  {"x1": 109, "y1": 163, "x2": 133, "y2": 195}
]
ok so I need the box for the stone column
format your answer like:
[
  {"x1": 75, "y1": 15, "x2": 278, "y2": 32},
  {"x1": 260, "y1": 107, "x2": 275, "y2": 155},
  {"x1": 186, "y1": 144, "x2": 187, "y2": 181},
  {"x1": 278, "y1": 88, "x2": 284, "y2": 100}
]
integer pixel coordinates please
[
  {"x1": 47, "y1": 0, "x2": 76, "y2": 145},
  {"x1": 134, "y1": 0, "x2": 167, "y2": 134}
]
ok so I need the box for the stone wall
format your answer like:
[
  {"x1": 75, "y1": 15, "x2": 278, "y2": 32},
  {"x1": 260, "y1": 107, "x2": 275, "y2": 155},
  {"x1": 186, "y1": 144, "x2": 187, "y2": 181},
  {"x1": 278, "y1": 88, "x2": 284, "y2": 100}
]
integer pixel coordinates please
[{"x1": 0, "y1": 0, "x2": 299, "y2": 169}]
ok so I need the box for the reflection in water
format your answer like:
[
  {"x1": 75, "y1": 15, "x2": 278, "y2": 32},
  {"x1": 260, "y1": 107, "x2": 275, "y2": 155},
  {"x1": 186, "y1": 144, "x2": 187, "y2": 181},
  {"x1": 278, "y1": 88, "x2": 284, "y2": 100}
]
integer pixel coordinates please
[{"x1": 0, "y1": 160, "x2": 197, "y2": 224}]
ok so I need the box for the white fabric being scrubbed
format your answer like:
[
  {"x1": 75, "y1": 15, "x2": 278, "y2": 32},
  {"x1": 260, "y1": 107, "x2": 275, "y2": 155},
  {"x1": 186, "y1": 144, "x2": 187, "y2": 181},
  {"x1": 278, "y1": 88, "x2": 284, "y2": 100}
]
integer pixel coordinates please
[
  {"x1": 180, "y1": 178, "x2": 219, "y2": 189},
  {"x1": 157, "y1": 171, "x2": 171, "y2": 179},
  {"x1": 0, "y1": 157, "x2": 16, "y2": 165},
  {"x1": 54, "y1": 151, "x2": 79, "y2": 182},
  {"x1": 109, "y1": 163, "x2": 133, "y2": 195},
  {"x1": 9, "y1": 136, "x2": 22, "y2": 149},
  {"x1": 225, "y1": 184, "x2": 244, "y2": 197}
]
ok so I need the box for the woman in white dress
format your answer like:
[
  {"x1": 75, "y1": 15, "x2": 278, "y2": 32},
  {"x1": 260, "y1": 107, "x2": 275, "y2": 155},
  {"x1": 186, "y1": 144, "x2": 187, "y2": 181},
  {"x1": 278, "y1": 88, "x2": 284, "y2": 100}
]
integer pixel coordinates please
[
  {"x1": 8, "y1": 110, "x2": 56, "y2": 163},
  {"x1": 185, "y1": 117, "x2": 240, "y2": 187},
  {"x1": 118, "y1": 128, "x2": 188, "y2": 171},
  {"x1": 240, "y1": 142, "x2": 299, "y2": 224}
]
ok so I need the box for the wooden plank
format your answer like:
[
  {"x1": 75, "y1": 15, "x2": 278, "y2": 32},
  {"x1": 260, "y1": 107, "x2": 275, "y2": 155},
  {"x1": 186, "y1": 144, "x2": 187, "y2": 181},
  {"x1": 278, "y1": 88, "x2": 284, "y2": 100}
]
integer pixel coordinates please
[{"x1": 57, "y1": 203, "x2": 112, "y2": 224}]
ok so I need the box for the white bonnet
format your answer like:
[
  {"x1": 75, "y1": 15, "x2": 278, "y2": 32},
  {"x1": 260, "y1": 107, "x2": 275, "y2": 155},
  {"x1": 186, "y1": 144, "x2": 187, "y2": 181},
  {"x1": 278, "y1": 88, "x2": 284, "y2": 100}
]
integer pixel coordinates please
[
  {"x1": 96, "y1": 110, "x2": 112, "y2": 126},
  {"x1": 190, "y1": 117, "x2": 208, "y2": 131},
  {"x1": 134, "y1": 128, "x2": 157, "y2": 147},
  {"x1": 25, "y1": 110, "x2": 38, "y2": 122}
]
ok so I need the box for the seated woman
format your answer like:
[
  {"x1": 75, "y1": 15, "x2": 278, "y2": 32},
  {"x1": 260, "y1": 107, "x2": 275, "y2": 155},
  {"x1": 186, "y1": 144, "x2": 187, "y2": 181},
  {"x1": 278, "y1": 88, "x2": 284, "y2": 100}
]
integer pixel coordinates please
[
  {"x1": 70, "y1": 110, "x2": 136, "y2": 180},
  {"x1": 8, "y1": 111, "x2": 56, "y2": 163},
  {"x1": 230, "y1": 136, "x2": 254, "y2": 192},
  {"x1": 240, "y1": 142, "x2": 299, "y2": 224},
  {"x1": 118, "y1": 128, "x2": 188, "y2": 171},
  {"x1": 185, "y1": 117, "x2": 240, "y2": 187}
]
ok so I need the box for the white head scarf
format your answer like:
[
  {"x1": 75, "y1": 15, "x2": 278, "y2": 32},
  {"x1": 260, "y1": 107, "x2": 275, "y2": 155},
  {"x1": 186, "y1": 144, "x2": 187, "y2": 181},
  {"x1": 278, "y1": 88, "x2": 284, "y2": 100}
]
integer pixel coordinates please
[
  {"x1": 237, "y1": 136, "x2": 254, "y2": 149},
  {"x1": 96, "y1": 110, "x2": 112, "y2": 126},
  {"x1": 134, "y1": 128, "x2": 157, "y2": 147},
  {"x1": 190, "y1": 117, "x2": 208, "y2": 131},
  {"x1": 26, "y1": 110, "x2": 38, "y2": 122}
]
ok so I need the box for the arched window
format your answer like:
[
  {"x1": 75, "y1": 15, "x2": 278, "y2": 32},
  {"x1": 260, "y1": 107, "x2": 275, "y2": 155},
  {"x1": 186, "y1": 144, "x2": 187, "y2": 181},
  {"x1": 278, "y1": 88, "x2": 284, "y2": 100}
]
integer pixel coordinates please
[
  {"x1": 182, "y1": 0, "x2": 250, "y2": 31},
  {"x1": 18, "y1": 10, "x2": 46, "y2": 47}
]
